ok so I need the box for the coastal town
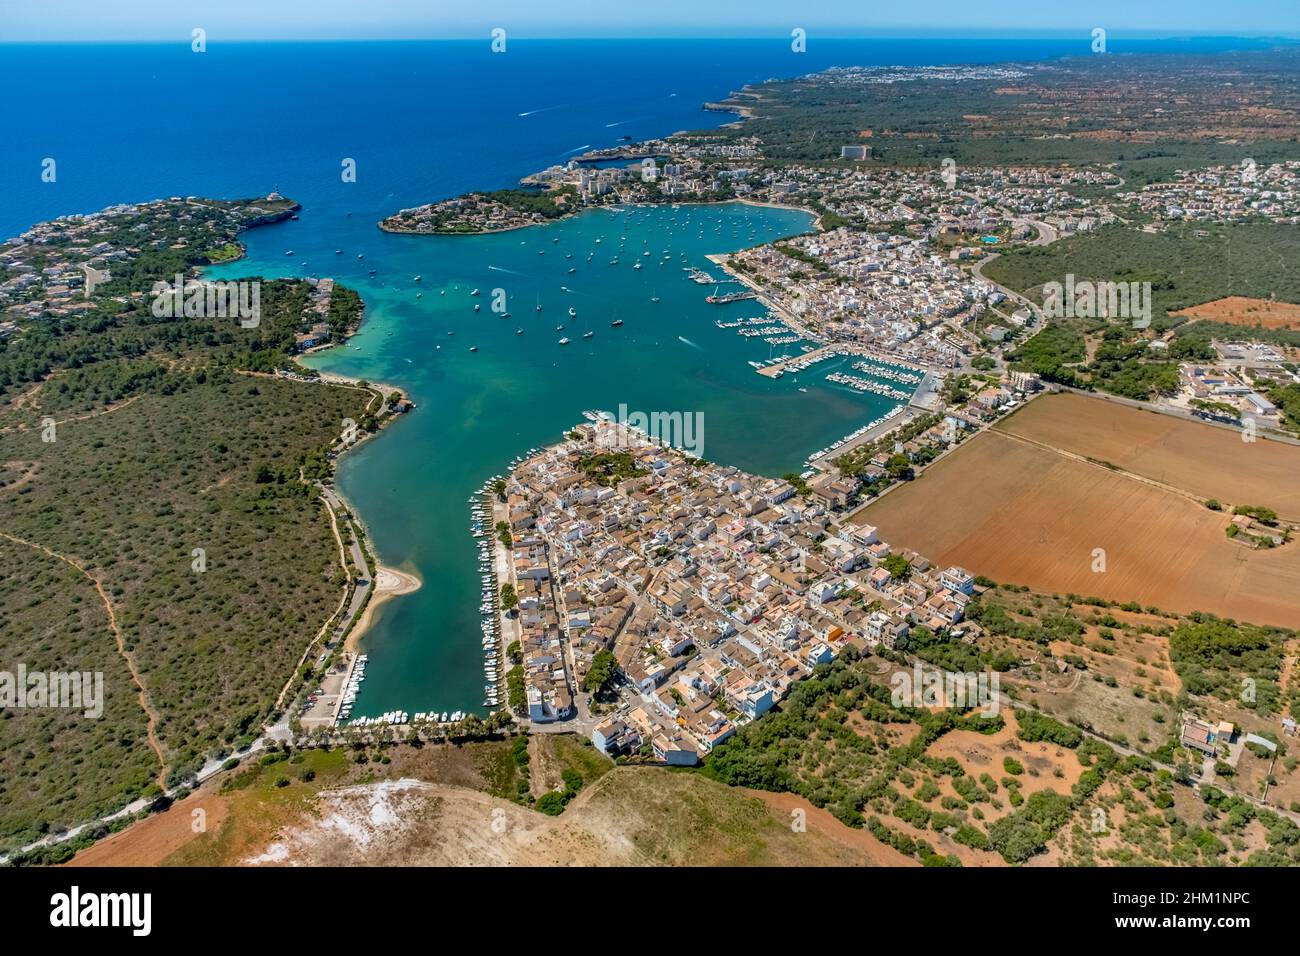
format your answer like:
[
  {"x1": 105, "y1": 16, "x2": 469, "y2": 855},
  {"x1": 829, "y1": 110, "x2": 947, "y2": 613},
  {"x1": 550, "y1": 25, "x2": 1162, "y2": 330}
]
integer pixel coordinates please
[
  {"x1": 348, "y1": 62, "x2": 1300, "y2": 798},
  {"x1": 6, "y1": 39, "x2": 1300, "y2": 879},
  {"x1": 498, "y1": 416, "x2": 986, "y2": 763},
  {"x1": 0, "y1": 194, "x2": 301, "y2": 318}
]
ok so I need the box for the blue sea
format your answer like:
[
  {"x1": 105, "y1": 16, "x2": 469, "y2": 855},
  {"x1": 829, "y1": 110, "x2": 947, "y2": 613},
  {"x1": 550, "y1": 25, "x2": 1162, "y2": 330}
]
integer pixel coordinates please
[
  {"x1": 0, "y1": 36, "x2": 1283, "y2": 237},
  {"x1": 0, "y1": 36, "x2": 1285, "y2": 720}
]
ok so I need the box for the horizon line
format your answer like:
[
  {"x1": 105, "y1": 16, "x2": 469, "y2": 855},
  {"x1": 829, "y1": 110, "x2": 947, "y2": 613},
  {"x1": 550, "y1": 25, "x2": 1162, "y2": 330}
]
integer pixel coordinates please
[{"x1": 3, "y1": 32, "x2": 1299, "y2": 44}]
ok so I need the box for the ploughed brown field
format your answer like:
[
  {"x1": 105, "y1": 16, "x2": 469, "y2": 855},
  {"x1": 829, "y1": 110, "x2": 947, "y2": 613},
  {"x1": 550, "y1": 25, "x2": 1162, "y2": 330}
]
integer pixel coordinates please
[
  {"x1": 1001, "y1": 392, "x2": 1300, "y2": 520},
  {"x1": 1171, "y1": 295, "x2": 1300, "y2": 330},
  {"x1": 858, "y1": 393, "x2": 1300, "y2": 627}
]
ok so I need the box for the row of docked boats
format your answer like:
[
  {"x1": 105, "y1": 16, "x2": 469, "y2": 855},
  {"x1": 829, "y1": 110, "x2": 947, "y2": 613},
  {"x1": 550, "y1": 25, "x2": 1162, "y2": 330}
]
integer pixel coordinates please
[
  {"x1": 825, "y1": 371, "x2": 911, "y2": 401},
  {"x1": 336, "y1": 654, "x2": 367, "y2": 722},
  {"x1": 802, "y1": 405, "x2": 908, "y2": 467},
  {"x1": 475, "y1": 476, "x2": 505, "y2": 709},
  {"x1": 851, "y1": 359, "x2": 923, "y2": 385},
  {"x1": 349, "y1": 709, "x2": 467, "y2": 727}
]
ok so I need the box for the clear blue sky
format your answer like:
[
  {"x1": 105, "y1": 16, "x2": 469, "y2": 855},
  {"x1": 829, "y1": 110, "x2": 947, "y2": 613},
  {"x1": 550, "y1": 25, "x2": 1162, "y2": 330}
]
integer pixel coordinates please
[{"x1": 2, "y1": 0, "x2": 1298, "y2": 42}]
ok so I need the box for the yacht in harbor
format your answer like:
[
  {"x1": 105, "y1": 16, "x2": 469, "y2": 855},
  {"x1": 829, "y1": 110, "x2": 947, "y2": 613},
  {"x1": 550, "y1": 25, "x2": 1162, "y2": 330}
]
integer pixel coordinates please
[{"x1": 558, "y1": 337, "x2": 570, "y2": 345}]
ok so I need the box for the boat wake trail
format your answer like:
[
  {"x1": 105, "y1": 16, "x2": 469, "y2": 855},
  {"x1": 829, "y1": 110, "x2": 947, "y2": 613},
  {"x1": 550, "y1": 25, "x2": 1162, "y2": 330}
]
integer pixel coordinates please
[
  {"x1": 563, "y1": 144, "x2": 592, "y2": 155},
  {"x1": 677, "y1": 335, "x2": 702, "y2": 350},
  {"x1": 487, "y1": 265, "x2": 524, "y2": 276}
]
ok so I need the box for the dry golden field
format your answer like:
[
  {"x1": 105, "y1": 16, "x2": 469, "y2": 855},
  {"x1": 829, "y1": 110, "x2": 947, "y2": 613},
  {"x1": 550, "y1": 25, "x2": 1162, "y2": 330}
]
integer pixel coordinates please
[
  {"x1": 999, "y1": 392, "x2": 1300, "y2": 520},
  {"x1": 859, "y1": 395, "x2": 1300, "y2": 627},
  {"x1": 1171, "y1": 295, "x2": 1300, "y2": 330}
]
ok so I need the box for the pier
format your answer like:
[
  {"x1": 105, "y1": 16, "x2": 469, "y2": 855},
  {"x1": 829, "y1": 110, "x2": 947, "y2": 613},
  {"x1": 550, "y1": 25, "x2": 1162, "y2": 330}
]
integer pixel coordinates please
[
  {"x1": 807, "y1": 406, "x2": 925, "y2": 472},
  {"x1": 757, "y1": 344, "x2": 839, "y2": 377}
]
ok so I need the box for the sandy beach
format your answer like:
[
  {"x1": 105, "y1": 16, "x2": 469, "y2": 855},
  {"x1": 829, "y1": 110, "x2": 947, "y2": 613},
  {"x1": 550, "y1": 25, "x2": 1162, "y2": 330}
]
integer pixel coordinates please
[{"x1": 346, "y1": 565, "x2": 422, "y2": 654}]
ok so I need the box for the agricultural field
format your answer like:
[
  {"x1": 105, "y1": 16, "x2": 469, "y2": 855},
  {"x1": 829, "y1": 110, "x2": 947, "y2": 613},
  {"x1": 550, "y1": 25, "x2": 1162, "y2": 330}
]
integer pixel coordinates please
[
  {"x1": 1171, "y1": 296, "x2": 1300, "y2": 331},
  {"x1": 1002, "y1": 392, "x2": 1300, "y2": 519},
  {"x1": 858, "y1": 395, "x2": 1300, "y2": 626}
]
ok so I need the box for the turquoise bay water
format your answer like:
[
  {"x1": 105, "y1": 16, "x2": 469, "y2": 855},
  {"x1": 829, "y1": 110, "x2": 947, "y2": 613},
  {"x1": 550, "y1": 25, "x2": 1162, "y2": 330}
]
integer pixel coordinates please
[
  {"x1": 12, "y1": 37, "x2": 1283, "y2": 719},
  {"x1": 212, "y1": 201, "x2": 907, "y2": 717}
]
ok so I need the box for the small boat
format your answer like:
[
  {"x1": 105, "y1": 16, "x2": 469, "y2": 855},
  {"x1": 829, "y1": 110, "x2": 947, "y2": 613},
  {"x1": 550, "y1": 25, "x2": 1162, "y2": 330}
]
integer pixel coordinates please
[
  {"x1": 469, "y1": 346, "x2": 478, "y2": 352},
  {"x1": 517, "y1": 328, "x2": 524, "y2": 335},
  {"x1": 474, "y1": 303, "x2": 481, "y2": 312},
  {"x1": 583, "y1": 331, "x2": 594, "y2": 339},
  {"x1": 413, "y1": 275, "x2": 422, "y2": 282},
  {"x1": 470, "y1": 289, "x2": 480, "y2": 296},
  {"x1": 335, "y1": 249, "x2": 343, "y2": 255},
  {"x1": 284, "y1": 250, "x2": 294, "y2": 256},
  {"x1": 555, "y1": 325, "x2": 565, "y2": 331},
  {"x1": 558, "y1": 337, "x2": 570, "y2": 345},
  {"x1": 568, "y1": 307, "x2": 576, "y2": 317},
  {"x1": 568, "y1": 267, "x2": 576, "y2": 274},
  {"x1": 611, "y1": 319, "x2": 624, "y2": 327}
]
